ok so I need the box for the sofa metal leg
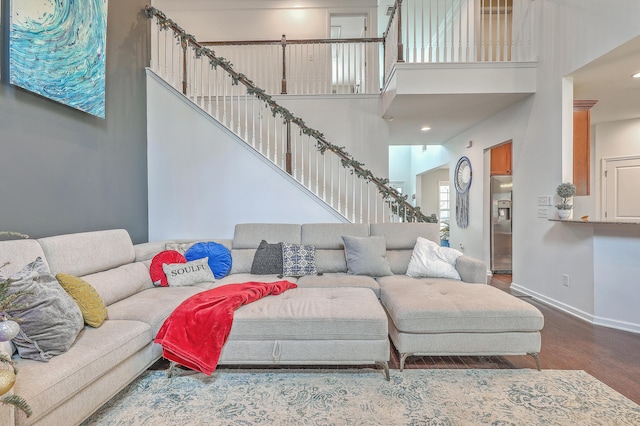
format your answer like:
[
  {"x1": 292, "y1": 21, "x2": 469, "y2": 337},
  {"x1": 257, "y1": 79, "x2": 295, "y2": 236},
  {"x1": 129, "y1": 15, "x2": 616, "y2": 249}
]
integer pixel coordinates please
[
  {"x1": 376, "y1": 361, "x2": 390, "y2": 381},
  {"x1": 399, "y1": 353, "x2": 413, "y2": 372},
  {"x1": 167, "y1": 361, "x2": 178, "y2": 378},
  {"x1": 527, "y1": 352, "x2": 541, "y2": 371}
]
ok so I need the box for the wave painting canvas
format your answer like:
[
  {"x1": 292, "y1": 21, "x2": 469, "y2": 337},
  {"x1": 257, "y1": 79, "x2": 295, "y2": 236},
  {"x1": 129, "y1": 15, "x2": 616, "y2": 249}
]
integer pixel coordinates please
[{"x1": 10, "y1": 0, "x2": 108, "y2": 118}]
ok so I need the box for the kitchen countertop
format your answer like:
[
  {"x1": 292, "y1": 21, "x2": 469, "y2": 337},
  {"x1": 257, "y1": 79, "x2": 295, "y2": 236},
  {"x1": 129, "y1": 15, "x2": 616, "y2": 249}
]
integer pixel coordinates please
[{"x1": 549, "y1": 219, "x2": 640, "y2": 225}]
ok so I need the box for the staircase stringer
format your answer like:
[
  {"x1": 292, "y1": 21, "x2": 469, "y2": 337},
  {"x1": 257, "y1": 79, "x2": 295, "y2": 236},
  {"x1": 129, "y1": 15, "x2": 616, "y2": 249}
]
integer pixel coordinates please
[{"x1": 145, "y1": 6, "x2": 436, "y2": 224}]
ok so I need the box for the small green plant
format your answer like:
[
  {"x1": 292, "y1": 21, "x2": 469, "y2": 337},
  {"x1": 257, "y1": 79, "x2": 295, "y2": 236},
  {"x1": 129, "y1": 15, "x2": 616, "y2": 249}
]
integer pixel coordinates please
[
  {"x1": 555, "y1": 182, "x2": 576, "y2": 210},
  {"x1": 0, "y1": 231, "x2": 32, "y2": 418},
  {"x1": 439, "y1": 223, "x2": 450, "y2": 241}
]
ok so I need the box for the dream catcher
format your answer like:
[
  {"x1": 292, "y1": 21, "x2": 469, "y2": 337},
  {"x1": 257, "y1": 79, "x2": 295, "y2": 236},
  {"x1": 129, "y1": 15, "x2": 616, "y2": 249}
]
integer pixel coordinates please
[{"x1": 454, "y1": 156, "x2": 472, "y2": 228}]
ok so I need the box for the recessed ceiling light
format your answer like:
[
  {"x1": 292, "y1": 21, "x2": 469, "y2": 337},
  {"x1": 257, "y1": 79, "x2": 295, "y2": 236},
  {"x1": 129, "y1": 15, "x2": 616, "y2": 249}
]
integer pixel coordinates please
[
  {"x1": 633, "y1": 72, "x2": 640, "y2": 78},
  {"x1": 421, "y1": 126, "x2": 431, "y2": 132}
]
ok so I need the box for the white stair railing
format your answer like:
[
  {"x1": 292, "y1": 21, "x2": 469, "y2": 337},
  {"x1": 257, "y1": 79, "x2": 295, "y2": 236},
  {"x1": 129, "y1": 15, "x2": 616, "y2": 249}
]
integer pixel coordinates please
[
  {"x1": 385, "y1": 0, "x2": 537, "y2": 66},
  {"x1": 203, "y1": 36, "x2": 382, "y2": 96},
  {"x1": 146, "y1": 7, "x2": 435, "y2": 224}
]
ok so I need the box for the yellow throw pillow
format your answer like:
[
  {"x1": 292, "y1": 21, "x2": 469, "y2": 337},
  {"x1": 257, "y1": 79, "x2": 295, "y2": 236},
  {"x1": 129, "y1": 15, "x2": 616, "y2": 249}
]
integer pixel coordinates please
[{"x1": 56, "y1": 273, "x2": 108, "y2": 328}]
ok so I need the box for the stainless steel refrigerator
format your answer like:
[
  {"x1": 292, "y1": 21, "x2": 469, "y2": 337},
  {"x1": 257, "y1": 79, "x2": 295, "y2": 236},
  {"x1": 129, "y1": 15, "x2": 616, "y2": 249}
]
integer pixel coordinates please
[{"x1": 490, "y1": 175, "x2": 512, "y2": 273}]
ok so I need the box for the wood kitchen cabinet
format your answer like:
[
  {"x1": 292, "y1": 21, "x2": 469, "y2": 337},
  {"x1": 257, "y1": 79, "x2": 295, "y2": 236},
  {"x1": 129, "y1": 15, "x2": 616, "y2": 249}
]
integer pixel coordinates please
[
  {"x1": 491, "y1": 142, "x2": 512, "y2": 176},
  {"x1": 573, "y1": 100, "x2": 597, "y2": 196}
]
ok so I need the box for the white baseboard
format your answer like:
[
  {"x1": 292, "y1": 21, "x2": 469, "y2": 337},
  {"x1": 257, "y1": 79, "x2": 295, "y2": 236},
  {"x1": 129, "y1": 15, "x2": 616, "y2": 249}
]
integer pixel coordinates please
[
  {"x1": 511, "y1": 283, "x2": 640, "y2": 335},
  {"x1": 592, "y1": 316, "x2": 640, "y2": 334}
]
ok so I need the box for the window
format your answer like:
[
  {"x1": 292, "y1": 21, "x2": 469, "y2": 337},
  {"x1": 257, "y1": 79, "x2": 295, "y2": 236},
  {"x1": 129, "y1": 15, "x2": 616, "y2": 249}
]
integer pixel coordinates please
[{"x1": 439, "y1": 181, "x2": 450, "y2": 242}]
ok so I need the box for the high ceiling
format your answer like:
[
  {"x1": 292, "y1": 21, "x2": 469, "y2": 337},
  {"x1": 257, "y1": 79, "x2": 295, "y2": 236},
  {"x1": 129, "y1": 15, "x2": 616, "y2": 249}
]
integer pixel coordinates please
[
  {"x1": 571, "y1": 35, "x2": 640, "y2": 125},
  {"x1": 154, "y1": 1, "x2": 640, "y2": 144},
  {"x1": 384, "y1": 93, "x2": 531, "y2": 146},
  {"x1": 385, "y1": 35, "x2": 640, "y2": 146}
]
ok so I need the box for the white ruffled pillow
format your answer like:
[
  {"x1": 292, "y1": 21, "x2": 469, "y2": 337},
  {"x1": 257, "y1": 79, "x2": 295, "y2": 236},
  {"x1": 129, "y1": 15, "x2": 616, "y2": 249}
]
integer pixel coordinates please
[{"x1": 406, "y1": 237, "x2": 463, "y2": 280}]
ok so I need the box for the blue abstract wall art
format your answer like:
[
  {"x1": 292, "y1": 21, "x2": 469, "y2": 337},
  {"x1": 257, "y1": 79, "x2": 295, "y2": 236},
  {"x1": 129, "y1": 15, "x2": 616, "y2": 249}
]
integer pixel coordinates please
[{"x1": 10, "y1": 0, "x2": 108, "y2": 118}]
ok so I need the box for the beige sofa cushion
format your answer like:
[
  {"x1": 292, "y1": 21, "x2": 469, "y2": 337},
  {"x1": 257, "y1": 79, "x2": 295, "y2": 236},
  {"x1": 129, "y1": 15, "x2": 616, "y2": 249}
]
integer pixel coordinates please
[
  {"x1": 230, "y1": 249, "x2": 256, "y2": 274},
  {"x1": 227, "y1": 287, "x2": 387, "y2": 341},
  {"x1": 370, "y1": 223, "x2": 440, "y2": 249},
  {"x1": 38, "y1": 229, "x2": 135, "y2": 276},
  {"x1": 107, "y1": 287, "x2": 203, "y2": 335},
  {"x1": 300, "y1": 223, "x2": 369, "y2": 248},
  {"x1": 12, "y1": 320, "x2": 151, "y2": 425},
  {"x1": 82, "y1": 262, "x2": 153, "y2": 306},
  {"x1": 0, "y1": 238, "x2": 48, "y2": 275},
  {"x1": 297, "y1": 273, "x2": 380, "y2": 297},
  {"x1": 301, "y1": 223, "x2": 369, "y2": 273},
  {"x1": 232, "y1": 224, "x2": 301, "y2": 249},
  {"x1": 370, "y1": 223, "x2": 441, "y2": 274},
  {"x1": 379, "y1": 275, "x2": 544, "y2": 334}
]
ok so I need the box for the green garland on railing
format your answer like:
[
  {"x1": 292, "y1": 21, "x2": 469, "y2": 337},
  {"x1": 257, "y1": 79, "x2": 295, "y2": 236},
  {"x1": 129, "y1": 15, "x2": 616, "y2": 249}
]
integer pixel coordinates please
[{"x1": 144, "y1": 6, "x2": 436, "y2": 223}]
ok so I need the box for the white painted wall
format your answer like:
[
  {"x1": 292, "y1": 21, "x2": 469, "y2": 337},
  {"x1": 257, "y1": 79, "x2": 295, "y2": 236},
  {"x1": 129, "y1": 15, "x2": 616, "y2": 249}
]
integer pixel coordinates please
[
  {"x1": 419, "y1": 168, "x2": 449, "y2": 221},
  {"x1": 443, "y1": 0, "x2": 640, "y2": 330},
  {"x1": 153, "y1": 0, "x2": 378, "y2": 40},
  {"x1": 389, "y1": 145, "x2": 412, "y2": 196},
  {"x1": 277, "y1": 95, "x2": 390, "y2": 179},
  {"x1": 147, "y1": 0, "x2": 640, "y2": 331},
  {"x1": 147, "y1": 71, "x2": 346, "y2": 241},
  {"x1": 592, "y1": 118, "x2": 640, "y2": 217},
  {"x1": 593, "y1": 224, "x2": 640, "y2": 333}
]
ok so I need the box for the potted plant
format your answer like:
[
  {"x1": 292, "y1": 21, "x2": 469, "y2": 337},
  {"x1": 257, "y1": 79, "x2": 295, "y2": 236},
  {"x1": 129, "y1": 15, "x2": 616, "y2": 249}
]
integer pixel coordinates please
[
  {"x1": 0, "y1": 231, "x2": 32, "y2": 418},
  {"x1": 439, "y1": 222, "x2": 450, "y2": 247},
  {"x1": 555, "y1": 182, "x2": 576, "y2": 220}
]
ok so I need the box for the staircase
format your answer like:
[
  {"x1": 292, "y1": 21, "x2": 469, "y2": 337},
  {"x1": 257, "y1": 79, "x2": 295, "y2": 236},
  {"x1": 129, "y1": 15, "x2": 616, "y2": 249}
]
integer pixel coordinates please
[{"x1": 145, "y1": 7, "x2": 435, "y2": 224}]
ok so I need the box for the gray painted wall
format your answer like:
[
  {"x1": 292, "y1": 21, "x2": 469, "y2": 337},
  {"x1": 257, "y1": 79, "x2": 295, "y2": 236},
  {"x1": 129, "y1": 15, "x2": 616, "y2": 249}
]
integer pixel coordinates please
[{"x1": 0, "y1": 1, "x2": 150, "y2": 243}]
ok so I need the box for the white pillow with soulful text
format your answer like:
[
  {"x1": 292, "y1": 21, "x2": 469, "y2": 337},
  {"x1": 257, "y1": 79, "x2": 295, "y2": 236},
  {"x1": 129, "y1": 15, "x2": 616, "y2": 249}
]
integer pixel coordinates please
[
  {"x1": 162, "y1": 257, "x2": 215, "y2": 287},
  {"x1": 406, "y1": 237, "x2": 463, "y2": 280}
]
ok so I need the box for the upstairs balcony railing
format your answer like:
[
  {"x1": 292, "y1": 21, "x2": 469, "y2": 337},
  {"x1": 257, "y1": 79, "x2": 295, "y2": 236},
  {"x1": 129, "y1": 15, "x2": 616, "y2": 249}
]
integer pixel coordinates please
[
  {"x1": 146, "y1": 7, "x2": 435, "y2": 224},
  {"x1": 385, "y1": 0, "x2": 537, "y2": 70},
  {"x1": 162, "y1": 0, "x2": 537, "y2": 97},
  {"x1": 202, "y1": 36, "x2": 383, "y2": 96}
]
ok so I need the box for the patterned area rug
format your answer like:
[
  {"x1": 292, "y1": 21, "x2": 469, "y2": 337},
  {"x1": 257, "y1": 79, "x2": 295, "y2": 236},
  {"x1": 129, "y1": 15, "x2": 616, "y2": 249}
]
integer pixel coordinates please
[{"x1": 82, "y1": 368, "x2": 640, "y2": 425}]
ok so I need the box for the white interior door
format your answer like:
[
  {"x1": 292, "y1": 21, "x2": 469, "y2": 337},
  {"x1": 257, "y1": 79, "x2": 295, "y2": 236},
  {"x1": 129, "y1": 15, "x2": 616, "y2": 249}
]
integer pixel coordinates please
[{"x1": 602, "y1": 156, "x2": 640, "y2": 222}]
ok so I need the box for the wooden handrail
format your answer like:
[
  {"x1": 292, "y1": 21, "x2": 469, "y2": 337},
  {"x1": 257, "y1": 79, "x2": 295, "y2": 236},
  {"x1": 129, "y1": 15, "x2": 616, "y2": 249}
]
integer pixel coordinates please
[
  {"x1": 145, "y1": 6, "x2": 433, "y2": 223},
  {"x1": 383, "y1": 0, "x2": 401, "y2": 38},
  {"x1": 202, "y1": 37, "x2": 384, "y2": 46}
]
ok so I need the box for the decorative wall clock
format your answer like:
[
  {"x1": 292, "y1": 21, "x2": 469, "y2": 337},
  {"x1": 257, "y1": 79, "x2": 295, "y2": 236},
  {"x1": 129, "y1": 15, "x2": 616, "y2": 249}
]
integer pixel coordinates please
[{"x1": 454, "y1": 156, "x2": 472, "y2": 228}]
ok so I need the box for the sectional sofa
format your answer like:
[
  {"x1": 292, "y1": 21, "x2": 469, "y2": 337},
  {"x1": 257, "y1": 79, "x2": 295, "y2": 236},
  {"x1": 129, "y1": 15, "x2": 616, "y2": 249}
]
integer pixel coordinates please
[{"x1": 0, "y1": 223, "x2": 543, "y2": 425}]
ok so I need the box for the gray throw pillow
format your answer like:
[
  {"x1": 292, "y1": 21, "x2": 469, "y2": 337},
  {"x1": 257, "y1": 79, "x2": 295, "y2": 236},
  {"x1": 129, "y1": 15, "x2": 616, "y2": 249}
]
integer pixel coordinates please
[
  {"x1": 2, "y1": 257, "x2": 84, "y2": 362},
  {"x1": 342, "y1": 235, "x2": 393, "y2": 277},
  {"x1": 251, "y1": 240, "x2": 283, "y2": 275}
]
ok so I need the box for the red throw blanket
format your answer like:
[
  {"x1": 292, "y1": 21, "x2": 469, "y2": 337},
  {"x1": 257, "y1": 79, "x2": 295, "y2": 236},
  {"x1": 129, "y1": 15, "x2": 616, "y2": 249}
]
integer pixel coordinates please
[{"x1": 154, "y1": 280, "x2": 297, "y2": 375}]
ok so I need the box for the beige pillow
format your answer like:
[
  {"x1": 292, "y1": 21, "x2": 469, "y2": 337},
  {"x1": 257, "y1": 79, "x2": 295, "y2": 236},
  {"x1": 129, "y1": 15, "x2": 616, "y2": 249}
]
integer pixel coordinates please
[{"x1": 162, "y1": 257, "x2": 215, "y2": 287}]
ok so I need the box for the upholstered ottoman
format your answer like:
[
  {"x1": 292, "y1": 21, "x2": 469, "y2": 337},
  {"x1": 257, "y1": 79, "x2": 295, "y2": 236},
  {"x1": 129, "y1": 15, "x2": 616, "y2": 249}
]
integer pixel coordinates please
[
  {"x1": 379, "y1": 276, "x2": 544, "y2": 370},
  {"x1": 218, "y1": 287, "x2": 391, "y2": 379}
]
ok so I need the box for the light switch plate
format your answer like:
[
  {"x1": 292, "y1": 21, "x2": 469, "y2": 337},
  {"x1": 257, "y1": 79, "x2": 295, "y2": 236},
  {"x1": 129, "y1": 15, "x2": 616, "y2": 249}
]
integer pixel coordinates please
[
  {"x1": 538, "y1": 207, "x2": 549, "y2": 218},
  {"x1": 538, "y1": 195, "x2": 552, "y2": 206}
]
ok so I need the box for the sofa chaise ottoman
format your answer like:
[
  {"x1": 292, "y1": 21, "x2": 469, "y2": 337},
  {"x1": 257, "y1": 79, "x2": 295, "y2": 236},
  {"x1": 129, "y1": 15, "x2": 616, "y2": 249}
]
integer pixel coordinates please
[
  {"x1": 367, "y1": 223, "x2": 544, "y2": 370},
  {"x1": 379, "y1": 275, "x2": 544, "y2": 370},
  {"x1": 215, "y1": 287, "x2": 390, "y2": 378}
]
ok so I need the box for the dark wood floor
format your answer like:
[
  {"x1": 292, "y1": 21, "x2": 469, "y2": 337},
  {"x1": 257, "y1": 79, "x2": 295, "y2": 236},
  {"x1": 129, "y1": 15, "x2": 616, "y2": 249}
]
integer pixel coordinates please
[
  {"x1": 157, "y1": 274, "x2": 640, "y2": 405},
  {"x1": 396, "y1": 274, "x2": 640, "y2": 405}
]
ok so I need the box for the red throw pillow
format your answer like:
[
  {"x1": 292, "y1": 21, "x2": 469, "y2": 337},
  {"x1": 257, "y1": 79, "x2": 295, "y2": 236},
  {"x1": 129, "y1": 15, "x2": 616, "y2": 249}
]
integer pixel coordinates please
[{"x1": 150, "y1": 250, "x2": 187, "y2": 287}]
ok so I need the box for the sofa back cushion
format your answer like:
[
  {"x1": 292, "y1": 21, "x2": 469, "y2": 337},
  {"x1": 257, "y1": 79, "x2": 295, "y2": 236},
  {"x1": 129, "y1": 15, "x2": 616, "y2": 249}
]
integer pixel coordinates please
[
  {"x1": 0, "y1": 238, "x2": 48, "y2": 275},
  {"x1": 370, "y1": 223, "x2": 440, "y2": 274},
  {"x1": 231, "y1": 224, "x2": 301, "y2": 274},
  {"x1": 232, "y1": 224, "x2": 301, "y2": 249},
  {"x1": 301, "y1": 223, "x2": 369, "y2": 273},
  {"x1": 82, "y1": 262, "x2": 153, "y2": 306},
  {"x1": 38, "y1": 229, "x2": 135, "y2": 276}
]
